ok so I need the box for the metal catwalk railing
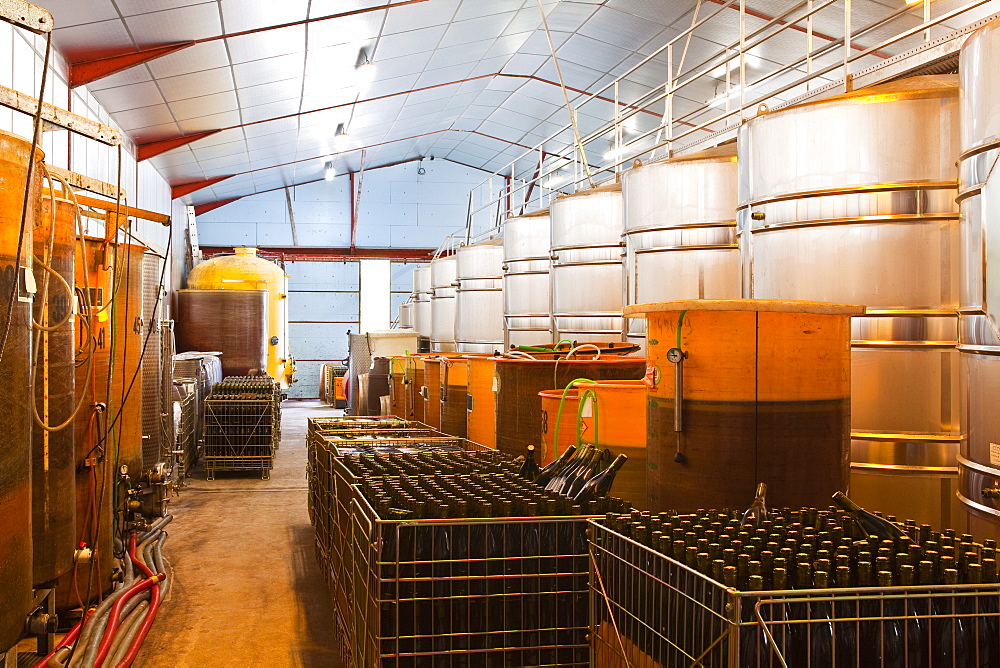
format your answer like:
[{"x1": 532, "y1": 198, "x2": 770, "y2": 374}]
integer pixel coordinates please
[{"x1": 464, "y1": 0, "x2": 1000, "y2": 239}]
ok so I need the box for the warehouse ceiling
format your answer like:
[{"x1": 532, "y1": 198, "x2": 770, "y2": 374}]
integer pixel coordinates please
[{"x1": 40, "y1": 0, "x2": 983, "y2": 210}]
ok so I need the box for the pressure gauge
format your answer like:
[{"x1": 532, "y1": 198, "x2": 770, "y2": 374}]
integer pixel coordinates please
[{"x1": 667, "y1": 347, "x2": 685, "y2": 363}]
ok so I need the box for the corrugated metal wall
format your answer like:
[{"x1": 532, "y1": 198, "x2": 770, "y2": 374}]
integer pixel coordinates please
[{"x1": 286, "y1": 261, "x2": 360, "y2": 399}]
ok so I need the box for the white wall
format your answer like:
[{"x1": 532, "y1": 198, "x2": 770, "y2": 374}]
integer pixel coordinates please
[{"x1": 195, "y1": 158, "x2": 501, "y2": 249}]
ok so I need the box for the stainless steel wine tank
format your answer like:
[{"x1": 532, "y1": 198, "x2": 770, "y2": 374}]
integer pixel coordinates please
[
  {"x1": 623, "y1": 145, "x2": 741, "y2": 352},
  {"x1": 739, "y1": 75, "x2": 962, "y2": 529},
  {"x1": 412, "y1": 265, "x2": 432, "y2": 340},
  {"x1": 503, "y1": 209, "x2": 553, "y2": 347},
  {"x1": 455, "y1": 239, "x2": 504, "y2": 353},
  {"x1": 429, "y1": 255, "x2": 457, "y2": 352},
  {"x1": 957, "y1": 19, "x2": 1000, "y2": 541},
  {"x1": 550, "y1": 183, "x2": 626, "y2": 343}
]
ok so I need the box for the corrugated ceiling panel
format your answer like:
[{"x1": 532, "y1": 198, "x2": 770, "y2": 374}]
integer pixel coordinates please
[
  {"x1": 147, "y1": 41, "x2": 231, "y2": 78},
  {"x1": 236, "y1": 78, "x2": 302, "y2": 107},
  {"x1": 227, "y1": 26, "x2": 307, "y2": 64},
  {"x1": 374, "y1": 26, "x2": 449, "y2": 61},
  {"x1": 125, "y1": 4, "x2": 223, "y2": 43},
  {"x1": 94, "y1": 81, "x2": 167, "y2": 113},
  {"x1": 53, "y1": 20, "x2": 136, "y2": 60},
  {"x1": 221, "y1": 0, "x2": 308, "y2": 32},
  {"x1": 157, "y1": 67, "x2": 235, "y2": 101}
]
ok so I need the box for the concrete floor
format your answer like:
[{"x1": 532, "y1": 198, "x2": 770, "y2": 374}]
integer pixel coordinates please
[{"x1": 137, "y1": 401, "x2": 343, "y2": 668}]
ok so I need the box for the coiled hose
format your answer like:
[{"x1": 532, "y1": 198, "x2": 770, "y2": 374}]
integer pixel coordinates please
[{"x1": 44, "y1": 515, "x2": 174, "y2": 668}]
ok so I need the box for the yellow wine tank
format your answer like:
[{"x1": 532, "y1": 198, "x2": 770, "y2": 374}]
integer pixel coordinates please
[{"x1": 186, "y1": 247, "x2": 292, "y2": 389}]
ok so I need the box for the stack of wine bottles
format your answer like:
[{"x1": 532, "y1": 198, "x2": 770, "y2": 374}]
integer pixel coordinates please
[
  {"x1": 591, "y1": 495, "x2": 1000, "y2": 667},
  {"x1": 307, "y1": 416, "x2": 412, "y2": 436},
  {"x1": 522, "y1": 442, "x2": 629, "y2": 504},
  {"x1": 202, "y1": 375, "x2": 281, "y2": 480},
  {"x1": 349, "y1": 469, "x2": 630, "y2": 668},
  {"x1": 339, "y1": 450, "x2": 518, "y2": 479},
  {"x1": 360, "y1": 470, "x2": 631, "y2": 520}
]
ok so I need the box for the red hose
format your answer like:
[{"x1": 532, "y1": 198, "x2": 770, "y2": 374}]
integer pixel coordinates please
[
  {"x1": 92, "y1": 574, "x2": 164, "y2": 668},
  {"x1": 128, "y1": 532, "x2": 153, "y2": 578},
  {"x1": 114, "y1": 578, "x2": 162, "y2": 668},
  {"x1": 33, "y1": 607, "x2": 93, "y2": 668},
  {"x1": 111, "y1": 532, "x2": 165, "y2": 668}
]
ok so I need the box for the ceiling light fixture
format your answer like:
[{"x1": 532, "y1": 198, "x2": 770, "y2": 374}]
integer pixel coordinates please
[
  {"x1": 709, "y1": 53, "x2": 762, "y2": 78},
  {"x1": 356, "y1": 49, "x2": 376, "y2": 90},
  {"x1": 324, "y1": 161, "x2": 336, "y2": 181},
  {"x1": 541, "y1": 174, "x2": 564, "y2": 189},
  {"x1": 603, "y1": 144, "x2": 628, "y2": 161},
  {"x1": 708, "y1": 84, "x2": 748, "y2": 108},
  {"x1": 334, "y1": 123, "x2": 350, "y2": 151}
]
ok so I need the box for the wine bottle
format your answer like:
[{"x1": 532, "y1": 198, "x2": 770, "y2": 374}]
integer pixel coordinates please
[
  {"x1": 533, "y1": 443, "x2": 576, "y2": 487},
  {"x1": 560, "y1": 446, "x2": 601, "y2": 497},
  {"x1": 545, "y1": 444, "x2": 591, "y2": 493},
  {"x1": 832, "y1": 565, "x2": 856, "y2": 668},
  {"x1": 519, "y1": 444, "x2": 541, "y2": 480},
  {"x1": 874, "y1": 570, "x2": 906, "y2": 668},
  {"x1": 933, "y1": 568, "x2": 969, "y2": 665},
  {"x1": 741, "y1": 482, "x2": 769, "y2": 527},
  {"x1": 810, "y1": 570, "x2": 835, "y2": 665},
  {"x1": 978, "y1": 559, "x2": 999, "y2": 668},
  {"x1": 831, "y1": 491, "x2": 908, "y2": 540},
  {"x1": 572, "y1": 454, "x2": 628, "y2": 504}
]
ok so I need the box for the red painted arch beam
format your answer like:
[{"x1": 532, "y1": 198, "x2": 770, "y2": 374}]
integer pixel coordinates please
[
  {"x1": 200, "y1": 245, "x2": 435, "y2": 261},
  {"x1": 68, "y1": 0, "x2": 429, "y2": 88}
]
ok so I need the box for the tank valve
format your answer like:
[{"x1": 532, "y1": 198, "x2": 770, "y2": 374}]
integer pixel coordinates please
[
  {"x1": 982, "y1": 487, "x2": 1000, "y2": 499},
  {"x1": 25, "y1": 608, "x2": 58, "y2": 635},
  {"x1": 74, "y1": 544, "x2": 93, "y2": 565},
  {"x1": 750, "y1": 211, "x2": 766, "y2": 221}
]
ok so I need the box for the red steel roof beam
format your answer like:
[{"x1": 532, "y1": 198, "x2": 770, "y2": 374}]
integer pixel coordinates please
[{"x1": 68, "y1": 0, "x2": 429, "y2": 88}]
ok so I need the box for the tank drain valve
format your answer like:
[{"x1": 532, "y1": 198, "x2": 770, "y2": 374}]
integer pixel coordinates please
[
  {"x1": 25, "y1": 608, "x2": 58, "y2": 635},
  {"x1": 981, "y1": 487, "x2": 1000, "y2": 499},
  {"x1": 74, "y1": 543, "x2": 93, "y2": 565}
]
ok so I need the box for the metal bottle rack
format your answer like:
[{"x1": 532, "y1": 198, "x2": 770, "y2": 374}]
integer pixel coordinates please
[
  {"x1": 202, "y1": 376, "x2": 282, "y2": 480},
  {"x1": 589, "y1": 521, "x2": 1000, "y2": 667}
]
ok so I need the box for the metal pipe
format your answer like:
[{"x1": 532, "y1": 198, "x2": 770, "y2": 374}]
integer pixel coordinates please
[{"x1": 137, "y1": 515, "x2": 172, "y2": 544}]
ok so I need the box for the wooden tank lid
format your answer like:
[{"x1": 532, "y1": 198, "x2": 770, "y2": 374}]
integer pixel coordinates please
[
  {"x1": 555, "y1": 181, "x2": 622, "y2": 198},
  {"x1": 625, "y1": 299, "x2": 864, "y2": 316},
  {"x1": 508, "y1": 207, "x2": 550, "y2": 219}
]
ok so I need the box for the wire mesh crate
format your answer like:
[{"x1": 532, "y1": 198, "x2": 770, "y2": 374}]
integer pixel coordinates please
[
  {"x1": 309, "y1": 437, "x2": 490, "y2": 627},
  {"x1": 589, "y1": 520, "x2": 1000, "y2": 667},
  {"x1": 203, "y1": 397, "x2": 277, "y2": 480},
  {"x1": 349, "y1": 492, "x2": 595, "y2": 668}
]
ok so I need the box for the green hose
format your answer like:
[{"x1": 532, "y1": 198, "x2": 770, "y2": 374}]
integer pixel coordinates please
[
  {"x1": 516, "y1": 339, "x2": 574, "y2": 354},
  {"x1": 576, "y1": 387, "x2": 600, "y2": 450},
  {"x1": 676, "y1": 310, "x2": 687, "y2": 349},
  {"x1": 552, "y1": 378, "x2": 597, "y2": 460}
]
